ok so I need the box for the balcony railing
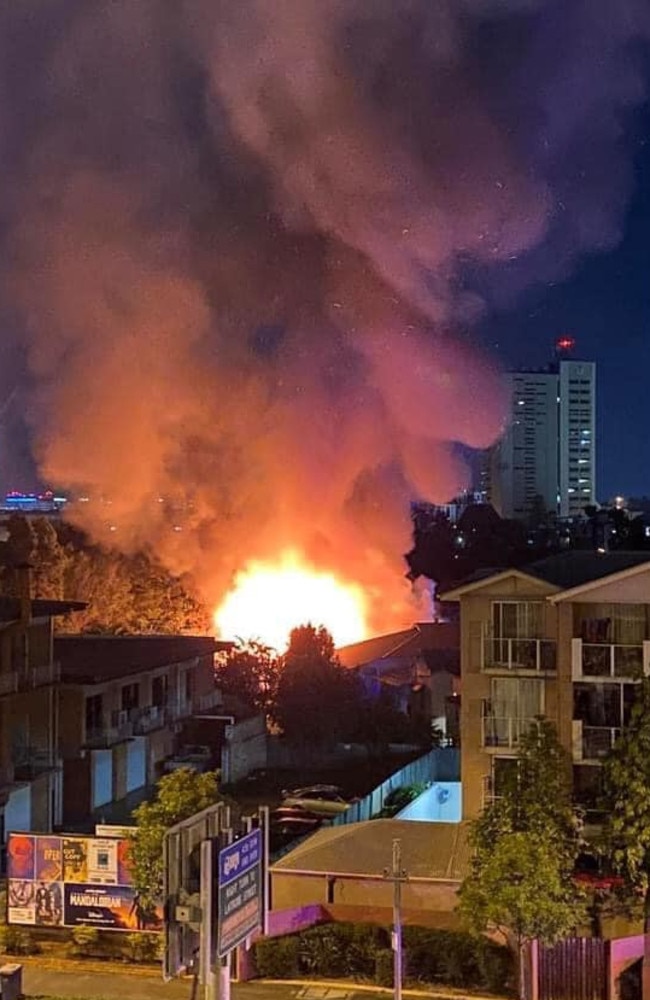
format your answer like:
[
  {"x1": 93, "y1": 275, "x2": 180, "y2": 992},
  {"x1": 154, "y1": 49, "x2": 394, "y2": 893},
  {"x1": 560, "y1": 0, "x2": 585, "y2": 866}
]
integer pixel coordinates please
[
  {"x1": 133, "y1": 704, "x2": 168, "y2": 734},
  {"x1": 482, "y1": 635, "x2": 556, "y2": 673},
  {"x1": 11, "y1": 745, "x2": 61, "y2": 779},
  {"x1": 481, "y1": 705, "x2": 537, "y2": 749},
  {"x1": 572, "y1": 639, "x2": 649, "y2": 679},
  {"x1": 196, "y1": 690, "x2": 223, "y2": 713},
  {"x1": 572, "y1": 720, "x2": 621, "y2": 762},
  {"x1": 84, "y1": 717, "x2": 134, "y2": 748},
  {"x1": 0, "y1": 661, "x2": 61, "y2": 696}
]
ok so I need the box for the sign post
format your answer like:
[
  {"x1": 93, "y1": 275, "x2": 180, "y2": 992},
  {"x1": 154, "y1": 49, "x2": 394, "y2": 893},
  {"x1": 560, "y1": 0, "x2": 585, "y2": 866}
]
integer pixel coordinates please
[{"x1": 217, "y1": 828, "x2": 264, "y2": 958}]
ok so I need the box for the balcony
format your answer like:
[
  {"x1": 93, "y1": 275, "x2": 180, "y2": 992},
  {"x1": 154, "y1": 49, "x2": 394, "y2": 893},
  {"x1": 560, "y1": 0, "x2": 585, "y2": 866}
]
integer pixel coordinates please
[
  {"x1": 481, "y1": 703, "x2": 537, "y2": 750},
  {"x1": 11, "y1": 745, "x2": 61, "y2": 780},
  {"x1": 0, "y1": 660, "x2": 61, "y2": 696},
  {"x1": 196, "y1": 690, "x2": 223, "y2": 713},
  {"x1": 85, "y1": 711, "x2": 135, "y2": 748},
  {"x1": 572, "y1": 720, "x2": 620, "y2": 762},
  {"x1": 482, "y1": 633, "x2": 556, "y2": 673},
  {"x1": 572, "y1": 638, "x2": 650, "y2": 680},
  {"x1": 133, "y1": 704, "x2": 168, "y2": 734}
]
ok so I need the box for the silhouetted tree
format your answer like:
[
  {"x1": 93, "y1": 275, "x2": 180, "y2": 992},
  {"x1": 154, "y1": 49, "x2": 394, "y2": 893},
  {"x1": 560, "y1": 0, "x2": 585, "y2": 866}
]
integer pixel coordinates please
[
  {"x1": 214, "y1": 640, "x2": 279, "y2": 716},
  {"x1": 274, "y1": 625, "x2": 357, "y2": 747}
]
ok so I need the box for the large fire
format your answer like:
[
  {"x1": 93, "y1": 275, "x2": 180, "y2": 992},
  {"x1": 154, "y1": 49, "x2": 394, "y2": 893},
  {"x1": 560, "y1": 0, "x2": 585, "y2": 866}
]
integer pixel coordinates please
[{"x1": 213, "y1": 550, "x2": 369, "y2": 651}]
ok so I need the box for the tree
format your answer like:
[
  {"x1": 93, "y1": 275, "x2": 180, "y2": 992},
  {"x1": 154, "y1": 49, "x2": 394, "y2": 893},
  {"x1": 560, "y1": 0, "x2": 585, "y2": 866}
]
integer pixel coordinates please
[
  {"x1": 459, "y1": 720, "x2": 585, "y2": 998},
  {"x1": 0, "y1": 514, "x2": 210, "y2": 634},
  {"x1": 274, "y1": 624, "x2": 357, "y2": 746},
  {"x1": 214, "y1": 640, "x2": 279, "y2": 716},
  {"x1": 130, "y1": 768, "x2": 221, "y2": 911},
  {"x1": 602, "y1": 678, "x2": 650, "y2": 992}
]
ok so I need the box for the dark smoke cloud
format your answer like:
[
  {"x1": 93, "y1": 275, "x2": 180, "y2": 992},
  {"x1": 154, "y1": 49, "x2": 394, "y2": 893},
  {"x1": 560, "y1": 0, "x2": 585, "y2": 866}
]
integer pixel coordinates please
[{"x1": 0, "y1": 0, "x2": 648, "y2": 628}]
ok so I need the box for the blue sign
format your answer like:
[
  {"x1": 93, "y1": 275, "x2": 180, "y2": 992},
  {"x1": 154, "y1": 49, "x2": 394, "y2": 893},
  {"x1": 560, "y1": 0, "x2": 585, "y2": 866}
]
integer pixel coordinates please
[
  {"x1": 218, "y1": 829, "x2": 261, "y2": 886},
  {"x1": 217, "y1": 829, "x2": 263, "y2": 957}
]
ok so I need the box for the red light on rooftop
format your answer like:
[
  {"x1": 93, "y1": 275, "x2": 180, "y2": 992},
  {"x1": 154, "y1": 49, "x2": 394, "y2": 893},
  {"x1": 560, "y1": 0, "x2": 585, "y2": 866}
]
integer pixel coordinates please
[{"x1": 556, "y1": 336, "x2": 576, "y2": 352}]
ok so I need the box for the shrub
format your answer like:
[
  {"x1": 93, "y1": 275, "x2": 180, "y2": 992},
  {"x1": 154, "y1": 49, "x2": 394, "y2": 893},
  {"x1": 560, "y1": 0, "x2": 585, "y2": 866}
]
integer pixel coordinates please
[
  {"x1": 252, "y1": 922, "x2": 511, "y2": 991},
  {"x1": 68, "y1": 924, "x2": 101, "y2": 957},
  {"x1": 0, "y1": 888, "x2": 7, "y2": 925},
  {"x1": 476, "y1": 938, "x2": 514, "y2": 994},
  {"x1": 255, "y1": 935, "x2": 301, "y2": 978},
  {"x1": 125, "y1": 931, "x2": 162, "y2": 963},
  {"x1": 0, "y1": 925, "x2": 40, "y2": 955},
  {"x1": 374, "y1": 949, "x2": 393, "y2": 987}
]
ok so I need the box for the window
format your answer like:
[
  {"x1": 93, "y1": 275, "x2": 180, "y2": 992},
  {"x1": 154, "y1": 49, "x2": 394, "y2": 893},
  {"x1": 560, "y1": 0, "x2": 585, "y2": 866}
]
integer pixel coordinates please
[
  {"x1": 490, "y1": 676, "x2": 544, "y2": 719},
  {"x1": 121, "y1": 683, "x2": 139, "y2": 713},
  {"x1": 185, "y1": 670, "x2": 192, "y2": 703},
  {"x1": 85, "y1": 694, "x2": 103, "y2": 734},
  {"x1": 492, "y1": 601, "x2": 543, "y2": 639},
  {"x1": 152, "y1": 674, "x2": 168, "y2": 708},
  {"x1": 573, "y1": 682, "x2": 636, "y2": 728}
]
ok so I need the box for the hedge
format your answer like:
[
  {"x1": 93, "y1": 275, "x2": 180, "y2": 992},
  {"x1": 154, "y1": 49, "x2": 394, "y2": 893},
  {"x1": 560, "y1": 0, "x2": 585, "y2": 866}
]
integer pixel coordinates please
[{"x1": 253, "y1": 922, "x2": 513, "y2": 993}]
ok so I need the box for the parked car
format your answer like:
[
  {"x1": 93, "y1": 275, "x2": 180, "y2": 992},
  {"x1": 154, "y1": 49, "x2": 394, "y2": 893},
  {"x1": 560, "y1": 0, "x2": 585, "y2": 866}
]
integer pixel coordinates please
[
  {"x1": 164, "y1": 745, "x2": 213, "y2": 773},
  {"x1": 281, "y1": 785, "x2": 349, "y2": 816}
]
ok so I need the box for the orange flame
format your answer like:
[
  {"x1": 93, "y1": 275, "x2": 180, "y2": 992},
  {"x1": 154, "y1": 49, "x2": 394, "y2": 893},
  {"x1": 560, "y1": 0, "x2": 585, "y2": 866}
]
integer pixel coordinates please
[{"x1": 213, "y1": 550, "x2": 369, "y2": 652}]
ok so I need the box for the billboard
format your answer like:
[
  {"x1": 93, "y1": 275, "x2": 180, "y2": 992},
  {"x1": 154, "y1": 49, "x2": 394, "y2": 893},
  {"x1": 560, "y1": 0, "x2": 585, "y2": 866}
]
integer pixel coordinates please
[{"x1": 6, "y1": 832, "x2": 161, "y2": 931}]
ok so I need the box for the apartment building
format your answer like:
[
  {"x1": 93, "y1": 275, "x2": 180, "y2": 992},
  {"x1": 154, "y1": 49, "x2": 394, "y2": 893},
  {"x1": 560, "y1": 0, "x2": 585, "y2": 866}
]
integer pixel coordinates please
[
  {"x1": 487, "y1": 349, "x2": 596, "y2": 520},
  {"x1": 0, "y1": 593, "x2": 85, "y2": 842},
  {"x1": 441, "y1": 551, "x2": 650, "y2": 819},
  {"x1": 54, "y1": 635, "x2": 230, "y2": 825}
]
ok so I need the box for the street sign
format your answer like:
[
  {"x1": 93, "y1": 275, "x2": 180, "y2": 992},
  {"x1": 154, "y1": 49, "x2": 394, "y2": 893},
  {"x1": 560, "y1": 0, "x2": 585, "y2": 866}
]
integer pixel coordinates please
[{"x1": 217, "y1": 828, "x2": 263, "y2": 958}]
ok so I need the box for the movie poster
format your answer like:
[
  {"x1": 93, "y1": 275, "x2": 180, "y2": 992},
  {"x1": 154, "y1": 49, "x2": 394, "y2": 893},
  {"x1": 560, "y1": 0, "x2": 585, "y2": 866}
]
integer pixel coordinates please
[
  {"x1": 86, "y1": 838, "x2": 118, "y2": 884},
  {"x1": 7, "y1": 834, "x2": 35, "y2": 880},
  {"x1": 33, "y1": 881, "x2": 64, "y2": 926},
  {"x1": 117, "y1": 837, "x2": 133, "y2": 887},
  {"x1": 62, "y1": 838, "x2": 88, "y2": 882},
  {"x1": 7, "y1": 879, "x2": 35, "y2": 925},
  {"x1": 63, "y1": 883, "x2": 162, "y2": 931},
  {"x1": 35, "y1": 836, "x2": 63, "y2": 882}
]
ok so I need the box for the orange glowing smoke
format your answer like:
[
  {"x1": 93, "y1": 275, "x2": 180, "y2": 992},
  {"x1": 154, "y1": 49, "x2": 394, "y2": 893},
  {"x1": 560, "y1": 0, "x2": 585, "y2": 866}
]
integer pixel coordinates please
[{"x1": 213, "y1": 551, "x2": 369, "y2": 651}]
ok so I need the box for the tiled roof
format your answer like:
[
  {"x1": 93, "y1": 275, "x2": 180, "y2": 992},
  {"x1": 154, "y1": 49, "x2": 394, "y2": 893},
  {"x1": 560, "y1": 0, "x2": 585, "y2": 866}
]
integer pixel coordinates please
[
  {"x1": 526, "y1": 550, "x2": 650, "y2": 589},
  {"x1": 55, "y1": 634, "x2": 230, "y2": 683},
  {"x1": 337, "y1": 622, "x2": 459, "y2": 669}
]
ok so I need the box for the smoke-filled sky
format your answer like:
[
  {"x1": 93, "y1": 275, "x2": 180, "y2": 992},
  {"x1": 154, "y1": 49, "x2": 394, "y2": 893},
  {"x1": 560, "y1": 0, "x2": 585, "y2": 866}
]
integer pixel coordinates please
[{"x1": 0, "y1": 1, "x2": 649, "y2": 624}]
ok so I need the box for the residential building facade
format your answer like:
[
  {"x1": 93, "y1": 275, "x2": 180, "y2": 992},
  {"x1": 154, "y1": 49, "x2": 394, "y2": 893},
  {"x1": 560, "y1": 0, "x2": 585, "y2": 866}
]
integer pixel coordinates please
[
  {"x1": 54, "y1": 635, "x2": 229, "y2": 825},
  {"x1": 488, "y1": 348, "x2": 596, "y2": 520},
  {"x1": 442, "y1": 552, "x2": 650, "y2": 819},
  {"x1": 0, "y1": 593, "x2": 85, "y2": 845}
]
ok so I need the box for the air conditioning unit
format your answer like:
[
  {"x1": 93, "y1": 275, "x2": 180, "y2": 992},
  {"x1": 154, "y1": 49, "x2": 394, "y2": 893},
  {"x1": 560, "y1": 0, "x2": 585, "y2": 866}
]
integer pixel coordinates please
[
  {"x1": 150, "y1": 706, "x2": 159, "y2": 720},
  {"x1": 117, "y1": 710, "x2": 128, "y2": 727}
]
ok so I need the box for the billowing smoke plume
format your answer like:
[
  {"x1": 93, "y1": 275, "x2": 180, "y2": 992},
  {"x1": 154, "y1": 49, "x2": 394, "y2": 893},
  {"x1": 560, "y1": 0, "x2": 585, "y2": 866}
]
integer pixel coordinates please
[{"x1": 0, "y1": 1, "x2": 648, "y2": 628}]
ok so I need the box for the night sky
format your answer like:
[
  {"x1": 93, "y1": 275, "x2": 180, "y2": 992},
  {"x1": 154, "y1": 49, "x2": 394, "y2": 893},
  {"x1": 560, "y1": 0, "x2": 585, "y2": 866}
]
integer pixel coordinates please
[
  {"x1": 480, "y1": 102, "x2": 650, "y2": 501},
  {"x1": 0, "y1": 1, "x2": 649, "y2": 525}
]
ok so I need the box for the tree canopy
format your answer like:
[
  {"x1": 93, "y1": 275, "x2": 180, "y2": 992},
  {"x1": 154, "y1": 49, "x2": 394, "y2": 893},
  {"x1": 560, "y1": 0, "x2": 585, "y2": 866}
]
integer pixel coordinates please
[
  {"x1": 214, "y1": 639, "x2": 279, "y2": 716},
  {"x1": 273, "y1": 624, "x2": 358, "y2": 747},
  {"x1": 0, "y1": 514, "x2": 209, "y2": 634},
  {"x1": 130, "y1": 768, "x2": 222, "y2": 910}
]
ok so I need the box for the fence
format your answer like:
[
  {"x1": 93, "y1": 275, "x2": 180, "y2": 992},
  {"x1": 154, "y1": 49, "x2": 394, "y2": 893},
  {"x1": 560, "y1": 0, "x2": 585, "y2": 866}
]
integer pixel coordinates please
[{"x1": 330, "y1": 747, "x2": 459, "y2": 827}]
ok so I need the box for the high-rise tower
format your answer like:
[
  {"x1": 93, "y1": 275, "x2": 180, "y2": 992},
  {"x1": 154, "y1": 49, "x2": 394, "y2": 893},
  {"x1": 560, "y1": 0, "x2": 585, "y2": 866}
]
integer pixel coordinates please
[{"x1": 488, "y1": 339, "x2": 596, "y2": 520}]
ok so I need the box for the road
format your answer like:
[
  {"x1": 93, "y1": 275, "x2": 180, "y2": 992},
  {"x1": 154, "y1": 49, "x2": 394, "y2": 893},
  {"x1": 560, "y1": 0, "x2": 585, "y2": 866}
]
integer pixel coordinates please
[{"x1": 6, "y1": 962, "x2": 470, "y2": 1000}]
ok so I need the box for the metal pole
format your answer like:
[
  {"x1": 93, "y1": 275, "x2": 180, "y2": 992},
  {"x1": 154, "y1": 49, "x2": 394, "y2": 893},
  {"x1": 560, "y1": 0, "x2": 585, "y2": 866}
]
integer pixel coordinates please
[
  {"x1": 392, "y1": 840, "x2": 403, "y2": 1000},
  {"x1": 218, "y1": 828, "x2": 234, "y2": 1000}
]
